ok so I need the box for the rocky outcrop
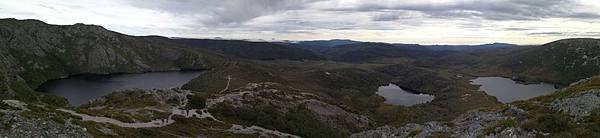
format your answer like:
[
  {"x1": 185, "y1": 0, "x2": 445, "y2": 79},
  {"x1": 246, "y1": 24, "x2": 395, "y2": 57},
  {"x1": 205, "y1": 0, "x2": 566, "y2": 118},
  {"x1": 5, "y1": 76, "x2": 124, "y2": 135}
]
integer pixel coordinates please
[
  {"x1": 485, "y1": 127, "x2": 535, "y2": 138},
  {"x1": 0, "y1": 112, "x2": 91, "y2": 138},
  {"x1": 352, "y1": 106, "x2": 533, "y2": 138},
  {"x1": 0, "y1": 100, "x2": 90, "y2": 137},
  {"x1": 208, "y1": 82, "x2": 372, "y2": 137},
  {"x1": 350, "y1": 122, "x2": 450, "y2": 138},
  {"x1": 551, "y1": 89, "x2": 600, "y2": 119},
  {"x1": 78, "y1": 88, "x2": 193, "y2": 123}
]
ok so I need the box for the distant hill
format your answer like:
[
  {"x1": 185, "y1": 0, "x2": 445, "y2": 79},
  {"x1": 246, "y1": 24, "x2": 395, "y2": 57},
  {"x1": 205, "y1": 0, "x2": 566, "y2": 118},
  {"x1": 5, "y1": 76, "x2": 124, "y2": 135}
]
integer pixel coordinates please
[
  {"x1": 425, "y1": 43, "x2": 519, "y2": 51},
  {"x1": 486, "y1": 38, "x2": 600, "y2": 84},
  {"x1": 296, "y1": 39, "x2": 361, "y2": 47},
  {"x1": 286, "y1": 40, "x2": 520, "y2": 61},
  {"x1": 277, "y1": 39, "x2": 361, "y2": 53},
  {"x1": 151, "y1": 38, "x2": 324, "y2": 61},
  {"x1": 321, "y1": 42, "x2": 451, "y2": 62},
  {"x1": 288, "y1": 39, "x2": 518, "y2": 52}
]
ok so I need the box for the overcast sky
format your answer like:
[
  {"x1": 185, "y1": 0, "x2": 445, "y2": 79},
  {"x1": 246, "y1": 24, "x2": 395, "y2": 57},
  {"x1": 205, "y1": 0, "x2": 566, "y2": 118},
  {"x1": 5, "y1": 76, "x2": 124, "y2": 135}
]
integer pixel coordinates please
[{"x1": 1, "y1": 0, "x2": 600, "y2": 44}]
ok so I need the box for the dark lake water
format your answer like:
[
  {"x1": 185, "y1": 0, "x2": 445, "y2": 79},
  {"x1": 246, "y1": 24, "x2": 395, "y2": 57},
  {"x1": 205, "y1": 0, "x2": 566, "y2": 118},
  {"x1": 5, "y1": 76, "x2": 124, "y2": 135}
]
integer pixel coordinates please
[
  {"x1": 376, "y1": 83, "x2": 435, "y2": 106},
  {"x1": 38, "y1": 71, "x2": 203, "y2": 106},
  {"x1": 470, "y1": 77, "x2": 557, "y2": 103}
]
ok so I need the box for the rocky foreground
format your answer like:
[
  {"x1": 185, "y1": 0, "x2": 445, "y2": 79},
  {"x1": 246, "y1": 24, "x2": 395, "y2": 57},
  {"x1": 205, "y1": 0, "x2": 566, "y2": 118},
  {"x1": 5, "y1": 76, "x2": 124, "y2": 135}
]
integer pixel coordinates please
[
  {"x1": 351, "y1": 106, "x2": 538, "y2": 138},
  {"x1": 1, "y1": 76, "x2": 599, "y2": 137},
  {"x1": 0, "y1": 100, "x2": 90, "y2": 137},
  {"x1": 0, "y1": 81, "x2": 377, "y2": 137}
]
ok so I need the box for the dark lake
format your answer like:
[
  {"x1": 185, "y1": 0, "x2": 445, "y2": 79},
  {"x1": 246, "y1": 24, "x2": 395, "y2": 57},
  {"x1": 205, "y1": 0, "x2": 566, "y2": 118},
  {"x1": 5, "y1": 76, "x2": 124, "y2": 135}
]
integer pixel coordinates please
[
  {"x1": 470, "y1": 77, "x2": 557, "y2": 103},
  {"x1": 376, "y1": 83, "x2": 435, "y2": 106},
  {"x1": 38, "y1": 71, "x2": 203, "y2": 106}
]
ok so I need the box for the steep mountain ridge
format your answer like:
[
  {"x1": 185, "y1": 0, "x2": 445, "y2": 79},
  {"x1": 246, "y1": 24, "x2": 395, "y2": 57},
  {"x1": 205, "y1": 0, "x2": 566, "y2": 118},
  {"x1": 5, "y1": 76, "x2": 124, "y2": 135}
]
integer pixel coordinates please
[{"x1": 0, "y1": 18, "x2": 227, "y2": 103}]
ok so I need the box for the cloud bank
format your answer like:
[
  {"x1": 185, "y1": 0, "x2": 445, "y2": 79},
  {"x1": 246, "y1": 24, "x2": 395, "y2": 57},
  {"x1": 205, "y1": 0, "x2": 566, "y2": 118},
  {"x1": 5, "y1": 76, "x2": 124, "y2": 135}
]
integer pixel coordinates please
[{"x1": 1, "y1": 0, "x2": 600, "y2": 44}]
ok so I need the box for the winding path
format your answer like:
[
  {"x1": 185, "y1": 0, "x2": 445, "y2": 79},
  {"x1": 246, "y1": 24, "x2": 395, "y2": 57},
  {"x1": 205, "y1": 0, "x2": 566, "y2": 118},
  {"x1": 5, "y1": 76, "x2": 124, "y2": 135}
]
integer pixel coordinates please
[
  {"x1": 55, "y1": 79, "x2": 299, "y2": 137},
  {"x1": 57, "y1": 91, "x2": 219, "y2": 128},
  {"x1": 220, "y1": 75, "x2": 232, "y2": 93}
]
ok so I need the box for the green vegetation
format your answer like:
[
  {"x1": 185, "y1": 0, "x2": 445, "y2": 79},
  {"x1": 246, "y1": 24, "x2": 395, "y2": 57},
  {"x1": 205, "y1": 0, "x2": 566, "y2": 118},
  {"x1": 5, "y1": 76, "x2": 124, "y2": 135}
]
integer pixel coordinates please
[
  {"x1": 209, "y1": 103, "x2": 348, "y2": 138},
  {"x1": 186, "y1": 93, "x2": 207, "y2": 109},
  {"x1": 430, "y1": 132, "x2": 452, "y2": 138},
  {"x1": 521, "y1": 112, "x2": 573, "y2": 133}
]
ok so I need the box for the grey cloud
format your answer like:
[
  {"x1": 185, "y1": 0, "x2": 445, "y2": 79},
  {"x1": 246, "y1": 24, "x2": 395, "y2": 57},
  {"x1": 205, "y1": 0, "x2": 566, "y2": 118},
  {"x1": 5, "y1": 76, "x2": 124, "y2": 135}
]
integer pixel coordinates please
[
  {"x1": 528, "y1": 32, "x2": 564, "y2": 36},
  {"x1": 568, "y1": 12, "x2": 600, "y2": 19},
  {"x1": 528, "y1": 32, "x2": 600, "y2": 37},
  {"x1": 581, "y1": 32, "x2": 600, "y2": 37},
  {"x1": 504, "y1": 28, "x2": 533, "y2": 31},
  {"x1": 372, "y1": 13, "x2": 400, "y2": 21},
  {"x1": 0, "y1": 10, "x2": 35, "y2": 16},
  {"x1": 329, "y1": 0, "x2": 600, "y2": 21},
  {"x1": 37, "y1": 4, "x2": 58, "y2": 11},
  {"x1": 332, "y1": 27, "x2": 354, "y2": 30},
  {"x1": 127, "y1": 0, "x2": 323, "y2": 26}
]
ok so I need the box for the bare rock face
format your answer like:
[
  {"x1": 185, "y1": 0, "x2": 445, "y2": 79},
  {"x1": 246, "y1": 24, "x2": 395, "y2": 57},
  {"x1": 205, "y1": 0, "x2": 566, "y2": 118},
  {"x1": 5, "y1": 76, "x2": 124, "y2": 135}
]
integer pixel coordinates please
[
  {"x1": 87, "y1": 45, "x2": 127, "y2": 69},
  {"x1": 303, "y1": 99, "x2": 372, "y2": 130},
  {"x1": 485, "y1": 127, "x2": 535, "y2": 138},
  {"x1": 451, "y1": 111, "x2": 509, "y2": 137},
  {"x1": 551, "y1": 89, "x2": 600, "y2": 119}
]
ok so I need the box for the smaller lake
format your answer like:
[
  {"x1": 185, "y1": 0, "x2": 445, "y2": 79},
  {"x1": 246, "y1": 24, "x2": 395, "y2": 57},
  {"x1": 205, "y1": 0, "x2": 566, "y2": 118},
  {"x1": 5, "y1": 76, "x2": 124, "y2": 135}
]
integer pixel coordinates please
[
  {"x1": 38, "y1": 71, "x2": 203, "y2": 106},
  {"x1": 470, "y1": 77, "x2": 557, "y2": 103},
  {"x1": 376, "y1": 83, "x2": 435, "y2": 106}
]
